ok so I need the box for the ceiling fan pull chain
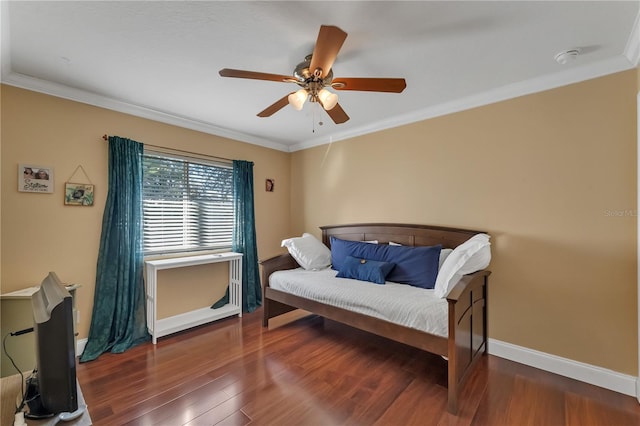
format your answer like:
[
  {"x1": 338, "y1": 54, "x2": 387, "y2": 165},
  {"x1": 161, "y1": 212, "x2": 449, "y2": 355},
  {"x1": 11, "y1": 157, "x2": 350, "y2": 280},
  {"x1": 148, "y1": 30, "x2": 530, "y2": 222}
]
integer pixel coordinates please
[{"x1": 312, "y1": 102, "x2": 323, "y2": 133}]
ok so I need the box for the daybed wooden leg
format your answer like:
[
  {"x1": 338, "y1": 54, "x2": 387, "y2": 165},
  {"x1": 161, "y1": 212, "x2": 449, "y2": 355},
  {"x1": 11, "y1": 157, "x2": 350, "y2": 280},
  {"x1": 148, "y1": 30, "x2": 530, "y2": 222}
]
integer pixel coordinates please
[
  {"x1": 447, "y1": 300, "x2": 459, "y2": 415},
  {"x1": 447, "y1": 359, "x2": 459, "y2": 414},
  {"x1": 262, "y1": 301, "x2": 269, "y2": 327},
  {"x1": 447, "y1": 387, "x2": 458, "y2": 414}
]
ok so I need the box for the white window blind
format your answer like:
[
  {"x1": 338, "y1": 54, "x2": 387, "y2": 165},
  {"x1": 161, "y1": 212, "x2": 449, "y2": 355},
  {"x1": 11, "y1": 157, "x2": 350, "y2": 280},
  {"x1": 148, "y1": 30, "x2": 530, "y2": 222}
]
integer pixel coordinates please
[{"x1": 142, "y1": 151, "x2": 233, "y2": 254}]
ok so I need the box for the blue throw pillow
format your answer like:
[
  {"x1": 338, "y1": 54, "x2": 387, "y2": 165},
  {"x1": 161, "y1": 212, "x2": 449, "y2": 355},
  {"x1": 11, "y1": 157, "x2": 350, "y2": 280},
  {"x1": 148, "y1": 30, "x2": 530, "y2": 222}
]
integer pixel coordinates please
[
  {"x1": 330, "y1": 237, "x2": 441, "y2": 289},
  {"x1": 330, "y1": 237, "x2": 363, "y2": 271},
  {"x1": 336, "y1": 256, "x2": 395, "y2": 284}
]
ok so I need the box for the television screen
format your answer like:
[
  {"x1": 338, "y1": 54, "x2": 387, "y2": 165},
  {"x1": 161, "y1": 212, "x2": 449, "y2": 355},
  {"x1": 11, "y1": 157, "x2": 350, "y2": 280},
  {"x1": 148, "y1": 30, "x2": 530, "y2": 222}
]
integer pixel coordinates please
[{"x1": 28, "y1": 272, "x2": 78, "y2": 418}]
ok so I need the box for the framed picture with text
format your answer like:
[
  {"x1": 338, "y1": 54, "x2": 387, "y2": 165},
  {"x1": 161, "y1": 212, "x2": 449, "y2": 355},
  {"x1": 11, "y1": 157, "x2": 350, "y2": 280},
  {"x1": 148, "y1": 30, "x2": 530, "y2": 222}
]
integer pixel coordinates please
[{"x1": 18, "y1": 164, "x2": 54, "y2": 193}]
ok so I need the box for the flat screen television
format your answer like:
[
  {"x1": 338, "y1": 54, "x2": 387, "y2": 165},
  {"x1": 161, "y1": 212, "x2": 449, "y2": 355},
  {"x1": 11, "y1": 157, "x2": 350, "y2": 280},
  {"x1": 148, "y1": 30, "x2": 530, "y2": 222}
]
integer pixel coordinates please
[{"x1": 27, "y1": 272, "x2": 80, "y2": 419}]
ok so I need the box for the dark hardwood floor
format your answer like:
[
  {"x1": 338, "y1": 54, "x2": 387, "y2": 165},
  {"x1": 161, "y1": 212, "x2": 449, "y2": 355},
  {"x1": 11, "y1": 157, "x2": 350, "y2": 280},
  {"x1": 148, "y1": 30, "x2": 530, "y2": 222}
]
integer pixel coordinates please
[{"x1": 76, "y1": 309, "x2": 640, "y2": 426}]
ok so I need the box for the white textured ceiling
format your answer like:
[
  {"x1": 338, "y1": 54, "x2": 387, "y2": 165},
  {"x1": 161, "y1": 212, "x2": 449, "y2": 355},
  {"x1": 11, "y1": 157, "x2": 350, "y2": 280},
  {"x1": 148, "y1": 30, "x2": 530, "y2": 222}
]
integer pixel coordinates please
[{"x1": 2, "y1": 1, "x2": 639, "y2": 152}]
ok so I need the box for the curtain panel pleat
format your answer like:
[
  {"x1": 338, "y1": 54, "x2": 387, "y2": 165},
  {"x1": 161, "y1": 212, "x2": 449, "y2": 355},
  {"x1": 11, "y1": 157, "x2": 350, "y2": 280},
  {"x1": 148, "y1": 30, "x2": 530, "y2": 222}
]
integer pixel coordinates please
[
  {"x1": 212, "y1": 160, "x2": 262, "y2": 312},
  {"x1": 80, "y1": 136, "x2": 149, "y2": 362}
]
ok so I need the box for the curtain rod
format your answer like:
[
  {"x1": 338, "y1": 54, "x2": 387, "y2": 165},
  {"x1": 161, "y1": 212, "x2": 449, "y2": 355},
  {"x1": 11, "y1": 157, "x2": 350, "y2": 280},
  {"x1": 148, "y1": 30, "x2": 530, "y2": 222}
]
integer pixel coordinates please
[{"x1": 102, "y1": 134, "x2": 232, "y2": 163}]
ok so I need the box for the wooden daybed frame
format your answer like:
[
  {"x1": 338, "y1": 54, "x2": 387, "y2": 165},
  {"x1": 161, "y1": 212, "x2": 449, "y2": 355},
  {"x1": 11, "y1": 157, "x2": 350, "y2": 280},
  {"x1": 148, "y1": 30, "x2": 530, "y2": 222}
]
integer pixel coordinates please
[{"x1": 260, "y1": 223, "x2": 491, "y2": 414}]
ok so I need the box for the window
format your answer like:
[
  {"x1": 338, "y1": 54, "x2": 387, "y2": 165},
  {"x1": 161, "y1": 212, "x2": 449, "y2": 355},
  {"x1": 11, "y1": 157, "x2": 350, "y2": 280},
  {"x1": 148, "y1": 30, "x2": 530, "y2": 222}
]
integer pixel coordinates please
[{"x1": 142, "y1": 151, "x2": 233, "y2": 254}]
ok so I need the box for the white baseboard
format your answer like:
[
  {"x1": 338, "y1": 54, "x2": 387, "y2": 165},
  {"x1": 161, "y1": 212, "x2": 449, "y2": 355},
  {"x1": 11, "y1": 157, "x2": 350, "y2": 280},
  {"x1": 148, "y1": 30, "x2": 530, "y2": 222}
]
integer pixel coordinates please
[
  {"x1": 76, "y1": 338, "x2": 87, "y2": 358},
  {"x1": 488, "y1": 338, "x2": 638, "y2": 398}
]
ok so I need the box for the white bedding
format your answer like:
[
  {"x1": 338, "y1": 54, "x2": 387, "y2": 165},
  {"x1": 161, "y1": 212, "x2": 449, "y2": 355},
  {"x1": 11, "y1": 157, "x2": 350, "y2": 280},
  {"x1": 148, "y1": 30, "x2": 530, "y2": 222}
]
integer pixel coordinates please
[{"x1": 269, "y1": 267, "x2": 449, "y2": 337}]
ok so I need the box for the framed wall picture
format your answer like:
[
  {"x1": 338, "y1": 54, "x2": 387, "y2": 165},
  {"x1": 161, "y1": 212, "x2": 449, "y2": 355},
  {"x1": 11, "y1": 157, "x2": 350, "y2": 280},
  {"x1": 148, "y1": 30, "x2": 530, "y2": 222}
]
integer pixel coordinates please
[
  {"x1": 64, "y1": 183, "x2": 95, "y2": 206},
  {"x1": 265, "y1": 178, "x2": 275, "y2": 192},
  {"x1": 18, "y1": 164, "x2": 54, "y2": 193}
]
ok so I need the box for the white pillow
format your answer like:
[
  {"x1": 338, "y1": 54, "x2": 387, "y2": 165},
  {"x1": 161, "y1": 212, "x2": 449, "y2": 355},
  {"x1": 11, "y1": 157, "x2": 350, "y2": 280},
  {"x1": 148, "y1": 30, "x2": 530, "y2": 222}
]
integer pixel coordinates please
[
  {"x1": 434, "y1": 234, "x2": 491, "y2": 298},
  {"x1": 439, "y1": 248, "x2": 453, "y2": 269},
  {"x1": 281, "y1": 233, "x2": 331, "y2": 270}
]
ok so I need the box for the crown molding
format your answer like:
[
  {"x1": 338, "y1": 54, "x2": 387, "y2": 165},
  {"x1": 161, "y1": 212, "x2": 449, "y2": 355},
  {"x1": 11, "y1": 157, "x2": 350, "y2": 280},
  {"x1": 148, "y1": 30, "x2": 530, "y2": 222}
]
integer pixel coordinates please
[
  {"x1": 290, "y1": 55, "x2": 636, "y2": 152},
  {"x1": 1, "y1": 72, "x2": 291, "y2": 153},
  {"x1": 3, "y1": 51, "x2": 635, "y2": 155}
]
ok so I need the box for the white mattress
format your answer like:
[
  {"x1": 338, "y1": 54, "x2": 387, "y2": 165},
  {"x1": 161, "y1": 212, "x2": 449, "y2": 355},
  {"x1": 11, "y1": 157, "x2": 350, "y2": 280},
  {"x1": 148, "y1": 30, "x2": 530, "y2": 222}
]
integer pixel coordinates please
[{"x1": 269, "y1": 268, "x2": 449, "y2": 337}]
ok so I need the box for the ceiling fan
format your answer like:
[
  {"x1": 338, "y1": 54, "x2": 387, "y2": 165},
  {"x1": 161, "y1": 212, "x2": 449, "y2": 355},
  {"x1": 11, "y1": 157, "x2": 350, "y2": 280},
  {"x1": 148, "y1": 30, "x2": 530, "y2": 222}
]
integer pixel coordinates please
[{"x1": 219, "y1": 25, "x2": 407, "y2": 124}]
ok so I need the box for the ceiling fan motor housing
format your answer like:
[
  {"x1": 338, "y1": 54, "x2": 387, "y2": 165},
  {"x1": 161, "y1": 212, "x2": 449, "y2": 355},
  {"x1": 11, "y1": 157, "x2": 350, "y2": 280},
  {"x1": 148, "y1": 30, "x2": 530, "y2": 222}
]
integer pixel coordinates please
[{"x1": 293, "y1": 55, "x2": 333, "y2": 86}]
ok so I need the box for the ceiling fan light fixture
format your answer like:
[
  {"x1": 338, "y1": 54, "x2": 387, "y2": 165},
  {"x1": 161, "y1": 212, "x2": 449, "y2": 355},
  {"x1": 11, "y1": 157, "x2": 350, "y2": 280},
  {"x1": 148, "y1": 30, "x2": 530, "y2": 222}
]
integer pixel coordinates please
[
  {"x1": 288, "y1": 89, "x2": 308, "y2": 110},
  {"x1": 318, "y1": 88, "x2": 338, "y2": 110}
]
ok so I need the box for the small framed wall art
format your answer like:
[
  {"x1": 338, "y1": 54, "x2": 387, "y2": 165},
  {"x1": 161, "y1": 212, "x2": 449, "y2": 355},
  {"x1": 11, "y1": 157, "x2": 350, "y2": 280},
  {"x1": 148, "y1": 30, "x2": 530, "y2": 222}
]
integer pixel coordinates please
[
  {"x1": 64, "y1": 165, "x2": 94, "y2": 206},
  {"x1": 265, "y1": 178, "x2": 275, "y2": 192},
  {"x1": 18, "y1": 164, "x2": 54, "y2": 193},
  {"x1": 64, "y1": 183, "x2": 95, "y2": 206}
]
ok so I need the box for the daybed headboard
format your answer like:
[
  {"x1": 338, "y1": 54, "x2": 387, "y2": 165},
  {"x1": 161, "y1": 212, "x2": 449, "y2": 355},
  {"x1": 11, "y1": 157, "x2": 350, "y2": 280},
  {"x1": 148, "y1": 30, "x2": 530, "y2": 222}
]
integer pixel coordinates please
[{"x1": 321, "y1": 223, "x2": 483, "y2": 249}]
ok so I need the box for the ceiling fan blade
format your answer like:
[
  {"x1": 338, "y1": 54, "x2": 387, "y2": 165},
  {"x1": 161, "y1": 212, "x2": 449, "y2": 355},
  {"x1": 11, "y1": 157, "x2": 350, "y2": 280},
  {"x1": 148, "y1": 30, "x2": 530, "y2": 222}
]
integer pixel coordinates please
[
  {"x1": 309, "y1": 25, "x2": 348, "y2": 79},
  {"x1": 325, "y1": 103, "x2": 349, "y2": 124},
  {"x1": 332, "y1": 77, "x2": 407, "y2": 93},
  {"x1": 257, "y1": 94, "x2": 292, "y2": 117},
  {"x1": 219, "y1": 68, "x2": 294, "y2": 83}
]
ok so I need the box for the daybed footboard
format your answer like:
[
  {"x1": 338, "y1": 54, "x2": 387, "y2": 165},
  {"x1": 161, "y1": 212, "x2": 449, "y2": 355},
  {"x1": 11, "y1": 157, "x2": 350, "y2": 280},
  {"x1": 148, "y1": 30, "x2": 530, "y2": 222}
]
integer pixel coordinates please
[{"x1": 446, "y1": 269, "x2": 491, "y2": 414}]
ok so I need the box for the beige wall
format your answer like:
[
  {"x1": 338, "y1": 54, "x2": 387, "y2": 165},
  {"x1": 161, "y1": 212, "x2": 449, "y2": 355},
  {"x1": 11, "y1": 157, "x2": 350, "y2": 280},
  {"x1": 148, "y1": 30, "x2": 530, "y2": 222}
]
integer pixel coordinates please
[
  {"x1": 2, "y1": 68, "x2": 637, "y2": 377},
  {"x1": 291, "y1": 70, "x2": 638, "y2": 375},
  {"x1": 1, "y1": 85, "x2": 291, "y2": 340}
]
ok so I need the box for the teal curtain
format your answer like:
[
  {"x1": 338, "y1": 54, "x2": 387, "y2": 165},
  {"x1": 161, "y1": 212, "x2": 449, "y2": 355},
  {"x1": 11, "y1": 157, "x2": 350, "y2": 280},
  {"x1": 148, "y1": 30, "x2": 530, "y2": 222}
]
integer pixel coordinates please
[
  {"x1": 80, "y1": 136, "x2": 149, "y2": 362},
  {"x1": 213, "y1": 160, "x2": 262, "y2": 312}
]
